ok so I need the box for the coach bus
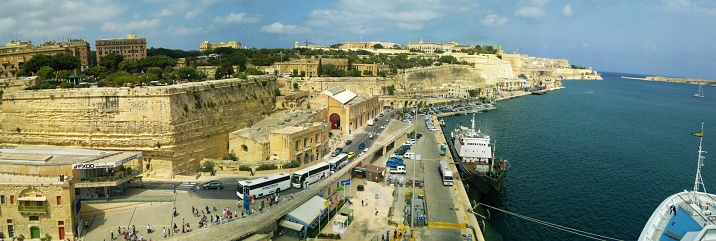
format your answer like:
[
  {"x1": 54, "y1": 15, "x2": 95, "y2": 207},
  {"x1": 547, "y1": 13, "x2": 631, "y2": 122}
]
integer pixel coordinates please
[
  {"x1": 327, "y1": 153, "x2": 349, "y2": 173},
  {"x1": 237, "y1": 172, "x2": 292, "y2": 199},
  {"x1": 291, "y1": 162, "x2": 331, "y2": 189},
  {"x1": 438, "y1": 160, "x2": 454, "y2": 186}
]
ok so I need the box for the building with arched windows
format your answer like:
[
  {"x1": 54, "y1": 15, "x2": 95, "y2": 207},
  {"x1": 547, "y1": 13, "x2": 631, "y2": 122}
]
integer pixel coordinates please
[
  {"x1": 311, "y1": 87, "x2": 381, "y2": 135},
  {"x1": 228, "y1": 110, "x2": 330, "y2": 167}
]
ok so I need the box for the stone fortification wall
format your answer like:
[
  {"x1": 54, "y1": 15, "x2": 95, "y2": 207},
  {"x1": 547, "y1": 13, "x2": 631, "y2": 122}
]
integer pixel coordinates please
[
  {"x1": 0, "y1": 77, "x2": 38, "y2": 101},
  {"x1": 0, "y1": 76, "x2": 278, "y2": 177},
  {"x1": 297, "y1": 77, "x2": 387, "y2": 96},
  {"x1": 555, "y1": 68, "x2": 603, "y2": 80},
  {"x1": 402, "y1": 65, "x2": 489, "y2": 87}
]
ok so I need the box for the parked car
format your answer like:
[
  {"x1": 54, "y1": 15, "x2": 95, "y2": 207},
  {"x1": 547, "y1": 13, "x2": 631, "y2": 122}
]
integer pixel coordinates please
[
  {"x1": 358, "y1": 143, "x2": 365, "y2": 149},
  {"x1": 369, "y1": 134, "x2": 374, "y2": 139},
  {"x1": 332, "y1": 147, "x2": 343, "y2": 157},
  {"x1": 345, "y1": 140, "x2": 353, "y2": 145},
  {"x1": 347, "y1": 152, "x2": 355, "y2": 159},
  {"x1": 202, "y1": 181, "x2": 223, "y2": 190}
]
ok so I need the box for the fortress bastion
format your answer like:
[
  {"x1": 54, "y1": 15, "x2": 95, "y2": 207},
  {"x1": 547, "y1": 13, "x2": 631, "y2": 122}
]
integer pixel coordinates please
[{"x1": 0, "y1": 77, "x2": 278, "y2": 178}]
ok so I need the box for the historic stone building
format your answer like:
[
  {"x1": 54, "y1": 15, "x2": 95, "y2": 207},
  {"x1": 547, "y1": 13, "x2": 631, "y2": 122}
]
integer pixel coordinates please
[
  {"x1": 200, "y1": 41, "x2": 242, "y2": 52},
  {"x1": 338, "y1": 41, "x2": 401, "y2": 50},
  {"x1": 270, "y1": 57, "x2": 380, "y2": 77},
  {"x1": 310, "y1": 87, "x2": 381, "y2": 135},
  {"x1": 95, "y1": 34, "x2": 147, "y2": 63},
  {"x1": 405, "y1": 37, "x2": 461, "y2": 54},
  {"x1": 228, "y1": 110, "x2": 330, "y2": 166},
  {"x1": 0, "y1": 39, "x2": 91, "y2": 78},
  {"x1": 0, "y1": 146, "x2": 142, "y2": 240}
]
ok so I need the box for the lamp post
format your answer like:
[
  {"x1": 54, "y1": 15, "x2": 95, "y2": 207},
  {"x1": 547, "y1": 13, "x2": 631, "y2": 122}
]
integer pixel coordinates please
[{"x1": 411, "y1": 94, "x2": 420, "y2": 230}]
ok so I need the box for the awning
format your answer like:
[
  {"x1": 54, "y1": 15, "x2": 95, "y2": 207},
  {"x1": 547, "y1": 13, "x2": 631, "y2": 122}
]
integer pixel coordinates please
[
  {"x1": 18, "y1": 196, "x2": 47, "y2": 202},
  {"x1": 279, "y1": 220, "x2": 304, "y2": 231}
]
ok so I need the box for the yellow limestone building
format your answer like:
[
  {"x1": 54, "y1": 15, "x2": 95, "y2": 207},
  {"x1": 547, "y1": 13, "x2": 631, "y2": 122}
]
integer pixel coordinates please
[
  {"x1": 0, "y1": 146, "x2": 142, "y2": 240},
  {"x1": 312, "y1": 87, "x2": 381, "y2": 135}
]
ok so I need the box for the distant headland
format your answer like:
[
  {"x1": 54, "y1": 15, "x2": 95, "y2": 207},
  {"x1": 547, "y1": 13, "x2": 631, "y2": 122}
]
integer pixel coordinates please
[{"x1": 620, "y1": 75, "x2": 715, "y2": 86}]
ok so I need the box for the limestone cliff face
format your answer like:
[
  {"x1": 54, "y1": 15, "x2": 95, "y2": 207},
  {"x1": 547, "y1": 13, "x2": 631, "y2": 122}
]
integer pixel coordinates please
[{"x1": 0, "y1": 77, "x2": 277, "y2": 177}]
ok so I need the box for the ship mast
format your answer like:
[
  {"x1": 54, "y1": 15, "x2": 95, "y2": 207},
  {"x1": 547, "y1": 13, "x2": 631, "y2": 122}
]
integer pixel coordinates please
[
  {"x1": 471, "y1": 113, "x2": 475, "y2": 130},
  {"x1": 693, "y1": 121, "x2": 706, "y2": 201}
]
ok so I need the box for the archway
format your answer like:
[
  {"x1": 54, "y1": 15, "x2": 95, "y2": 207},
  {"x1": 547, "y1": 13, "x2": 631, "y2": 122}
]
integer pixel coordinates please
[
  {"x1": 304, "y1": 153, "x2": 310, "y2": 164},
  {"x1": 329, "y1": 113, "x2": 341, "y2": 129}
]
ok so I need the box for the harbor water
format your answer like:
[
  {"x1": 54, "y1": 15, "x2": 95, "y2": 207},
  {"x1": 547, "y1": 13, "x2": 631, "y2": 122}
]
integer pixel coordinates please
[{"x1": 443, "y1": 72, "x2": 716, "y2": 240}]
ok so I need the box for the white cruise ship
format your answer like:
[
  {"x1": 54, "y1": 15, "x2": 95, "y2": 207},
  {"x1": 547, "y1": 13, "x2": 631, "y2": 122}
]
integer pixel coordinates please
[{"x1": 639, "y1": 122, "x2": 715, "y2": 241}]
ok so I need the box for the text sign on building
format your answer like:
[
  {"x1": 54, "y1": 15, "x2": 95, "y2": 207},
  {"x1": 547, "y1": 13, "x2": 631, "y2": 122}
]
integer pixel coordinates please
[{"x1": 72, "y1": 162, "x2": 118, "y2": 169}]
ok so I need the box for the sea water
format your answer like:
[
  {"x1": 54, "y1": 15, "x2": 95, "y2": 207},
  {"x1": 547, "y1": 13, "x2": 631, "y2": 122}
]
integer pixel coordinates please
[{"x1": 443, "y1": 72, "x2": 716, "y2": 240}]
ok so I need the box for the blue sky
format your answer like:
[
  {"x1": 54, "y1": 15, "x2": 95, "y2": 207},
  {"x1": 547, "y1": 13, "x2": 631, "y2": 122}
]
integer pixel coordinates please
[{"x1": 1, "y1": 0, "x2": 716, "y2": 79}]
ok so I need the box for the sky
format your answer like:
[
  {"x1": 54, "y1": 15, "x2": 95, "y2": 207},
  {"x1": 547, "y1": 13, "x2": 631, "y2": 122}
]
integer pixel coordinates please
[{"x1": 1, "y1": 0, "x2": 716, "y2": 79}]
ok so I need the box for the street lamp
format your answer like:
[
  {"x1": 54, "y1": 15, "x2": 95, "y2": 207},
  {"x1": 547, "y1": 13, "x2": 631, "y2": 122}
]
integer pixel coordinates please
[{"x1": 411, "y1": 94, "x2": 420, "y2": 230}]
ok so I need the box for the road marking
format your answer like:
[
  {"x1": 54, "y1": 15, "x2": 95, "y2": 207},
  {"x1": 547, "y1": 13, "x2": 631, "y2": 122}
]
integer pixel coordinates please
[{"x1": 428, "y1": 222, "x2": 467, "y2": 229}]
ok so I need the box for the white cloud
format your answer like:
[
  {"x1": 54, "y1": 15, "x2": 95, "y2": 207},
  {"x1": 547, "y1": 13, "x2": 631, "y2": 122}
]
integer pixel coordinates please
[
  {"x1": 213, "y1": 12, "x2": 260, "y2": 24},
  {"x1": 660, "y1": 0, "x2": 716, "y2": 16},
  {"x1": 165, "y1": 26, "x2": 204, "y2": 36},
  {"x1": 515, "y1": 7, "x2": 547, "y2": 20},
  {"x1": 396, "y1": 22, "x2": 424, "y2": 31},
  {"x1": 480, "y1": 14, "x2": 508, "y2": 28},
  {"x1": 102, "y1": 19, "x2": 161, "y2": 34},
  {"x1": 562, "y1": 4, "x2": 573, "y2": 16},
  {"x1": 306, "y1": 0, "x2": 476, "y2": 35},
  {"x1": 0, "y1": 0, "x2": 127, "y2": 40},
  {"x1": 581, "y1": 43, "x2": 591, "y2": 48},
  {"x1": 185, "y1": 9, "x2": 202, "y2": 19},
  {"x1": 260, "y1": 22, "x2": 310, "y2": 35}
]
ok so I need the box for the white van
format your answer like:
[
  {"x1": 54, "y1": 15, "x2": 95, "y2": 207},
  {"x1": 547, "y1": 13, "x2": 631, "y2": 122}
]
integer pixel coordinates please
[{"x1": 403, "y1": 152, "x2": 416, "y2": 159}]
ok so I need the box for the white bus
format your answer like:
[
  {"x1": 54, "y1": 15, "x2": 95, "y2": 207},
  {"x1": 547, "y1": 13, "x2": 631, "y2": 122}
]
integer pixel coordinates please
[
  {"x1": 291, "y1": 162, "x2": 331, "y2": 189},
  {"x1": 327, "y1": 153, "x2": 349, "y2": 173},
  {"x1": 236, "y1": 172, "x2": 292, "y2": 199},
  {"x1": 438, "y1": 160, "x2": 454, "y2": 186}
]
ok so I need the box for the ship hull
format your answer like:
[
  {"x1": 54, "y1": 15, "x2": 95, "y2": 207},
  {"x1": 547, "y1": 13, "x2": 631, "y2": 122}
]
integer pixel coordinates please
[{"x1": 447, "y1": 133, "x2": 507, "y2": 199}]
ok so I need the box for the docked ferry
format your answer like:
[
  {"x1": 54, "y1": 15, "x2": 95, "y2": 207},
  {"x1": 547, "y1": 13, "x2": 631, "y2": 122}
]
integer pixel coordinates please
[
  {"x1": 449, "y1": 114, "x2": 510, "y2": 195},
  {"x1": 639, "y1": 122, "x2": 715, "y2": 241}
]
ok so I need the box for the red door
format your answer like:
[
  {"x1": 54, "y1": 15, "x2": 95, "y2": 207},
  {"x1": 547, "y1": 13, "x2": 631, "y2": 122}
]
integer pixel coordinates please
[{"x1": 59, "y1": 227, "x2": 65, "y2": 240}]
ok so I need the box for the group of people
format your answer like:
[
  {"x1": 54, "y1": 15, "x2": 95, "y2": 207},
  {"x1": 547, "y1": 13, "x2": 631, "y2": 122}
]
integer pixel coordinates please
[{"x1": 112, "y1": 225, "x2": 144, "y2": 241}]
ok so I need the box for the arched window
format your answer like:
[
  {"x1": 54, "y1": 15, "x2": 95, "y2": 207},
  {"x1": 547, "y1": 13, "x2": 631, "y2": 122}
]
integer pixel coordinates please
[{"x1": 241, "y1": 145, "x2": 248, "y2": 152}]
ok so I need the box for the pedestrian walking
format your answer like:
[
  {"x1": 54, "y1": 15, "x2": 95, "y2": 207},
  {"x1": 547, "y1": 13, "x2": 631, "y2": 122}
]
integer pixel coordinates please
[
  {"x1": 361, "y1": 199, "x2": 364, "y2": 206},
  {"x1": 110, "y1": 231, "x2": 114, "y2": 240},
  {"x1": 163, "y1": 227, "x2": 167, "y2": 238},
  {"x1": 132, "y1": 225, "x2": 135, "y2": 236},
  {"x1": 375, "y1": 208, "x2": 378, "y2": 216},
  {"x1": 146, "y1": 224, "x2": 150, "y2": 234}
]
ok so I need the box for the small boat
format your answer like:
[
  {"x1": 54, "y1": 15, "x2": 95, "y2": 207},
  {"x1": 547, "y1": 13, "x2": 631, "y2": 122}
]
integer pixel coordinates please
[
  {"x1": 531, "y1": 89, "x2": 547, "y2": 95},
  {"x1": 638, "y1": 122, "x2": 714, "y2": 241},
  {"x1": 694, "y1": 83, "x2": 704, "y2": 98},
  {"x1": 439, "y1": 119, "x2": 446, "y2": 127}
]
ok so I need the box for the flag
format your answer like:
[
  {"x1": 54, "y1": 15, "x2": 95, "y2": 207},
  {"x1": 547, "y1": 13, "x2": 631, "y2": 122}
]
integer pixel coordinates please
[{"x1": 693, "y1": 130, "x2": 704, "y2": 137}]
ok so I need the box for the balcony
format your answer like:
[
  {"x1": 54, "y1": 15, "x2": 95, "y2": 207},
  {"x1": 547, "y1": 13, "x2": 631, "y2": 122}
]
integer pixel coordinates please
[
  {"x1": 75, "y1": 169, "x2": 142, "y2": 188},
  {"x1": 18, "y1": 205, "x2": 47, "y2": 214}
]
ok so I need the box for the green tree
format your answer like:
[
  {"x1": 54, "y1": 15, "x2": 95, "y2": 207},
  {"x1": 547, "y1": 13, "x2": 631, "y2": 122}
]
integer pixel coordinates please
[
  {"x1": 137, "y1": 55, "x2": 177, "y2": 73},
  {"x1": 87, "y1": 66, "x2": 110, "y2": 81},
  {"x1": 245, "y1": 67, "x2": 264, "y2": 75},
  {"x1": 99, "y1": 53, "x2": 124, "y2": 72},
  {"x1": 118, "y1": 60, "x2": 139, "y2": 73},
  {"x1": 293, "y1": 82, "x2": 299, "y2": 90},
  {"x1": 373, "y1": 44, "x2": 384, "y2": 49},
  {"x1": 51, "y1": 52, "x2": 80, "y2": 71},
  {"x1": 362, "y1": 70, "x2": 373, "y2": 76},
  {"x1": 214, "y1": 63, "x2": 234, "y2": 80},
  {"x1": 317, "y1": 58, "x2": 323, "y2": 76},
  {"x1": 37, "y1": 66, "x2": 55, "y2": 80},
  {"x1": 176, "y1": 66, "x2": 198, "y2": 81},
  {"x1": 21, "y1": 54, "x2": 53, "y2": 74},
  {"x1": 347, "y1": 69, "x2": 361, "y2": 77},
  {"x1": 146, "y1": 67, "x2": 163, "y2": 79},
  {"x1": 322, "y1": 64, "x2": 345, "y2": 77},
  {"x1": 57, "y1": 70, "x2": 71, "y2": 81}
]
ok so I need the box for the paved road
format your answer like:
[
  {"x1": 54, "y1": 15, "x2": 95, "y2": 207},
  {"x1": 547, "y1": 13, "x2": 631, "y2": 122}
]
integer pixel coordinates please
[{"x1": 411, "y1": 115, "x2": 463, "y2": 241}]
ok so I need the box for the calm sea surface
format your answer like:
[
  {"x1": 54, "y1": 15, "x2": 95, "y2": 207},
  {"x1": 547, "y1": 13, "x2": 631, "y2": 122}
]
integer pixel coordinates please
[{"x1": 443, "y1": 72, "x2": 716, "y2": 240}]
